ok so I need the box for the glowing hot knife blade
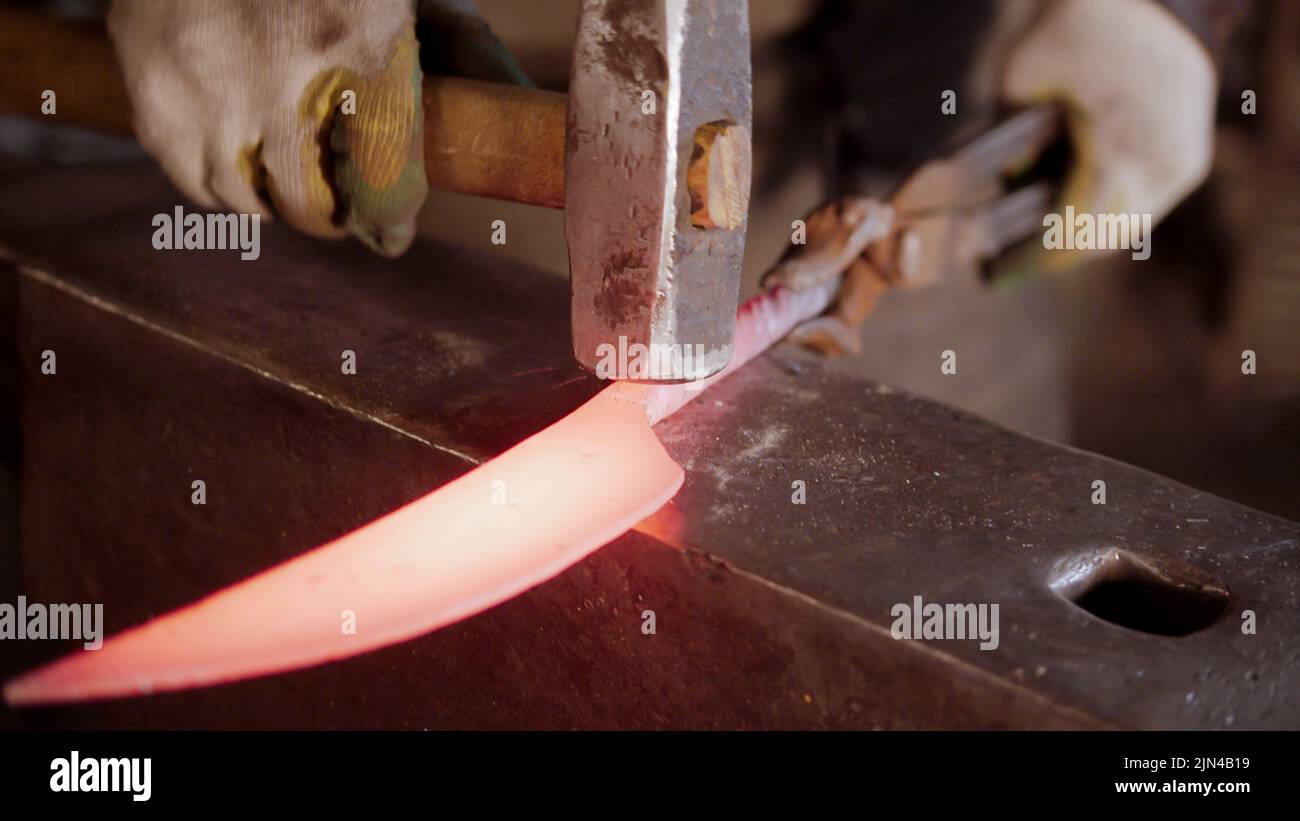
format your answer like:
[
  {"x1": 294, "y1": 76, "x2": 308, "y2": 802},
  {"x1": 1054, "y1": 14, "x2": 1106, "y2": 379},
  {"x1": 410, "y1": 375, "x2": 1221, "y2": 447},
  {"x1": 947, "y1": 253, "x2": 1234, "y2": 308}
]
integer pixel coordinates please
[{"x1": 4, "y1": 271, "x2": 852, "y2": 705}]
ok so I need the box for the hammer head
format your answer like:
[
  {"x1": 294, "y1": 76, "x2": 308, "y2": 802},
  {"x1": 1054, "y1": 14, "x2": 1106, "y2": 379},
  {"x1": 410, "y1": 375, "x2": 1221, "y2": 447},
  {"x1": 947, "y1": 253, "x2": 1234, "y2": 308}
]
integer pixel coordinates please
[{"x1": 565, "y1": 0, "x2": 752, "y2": 382}]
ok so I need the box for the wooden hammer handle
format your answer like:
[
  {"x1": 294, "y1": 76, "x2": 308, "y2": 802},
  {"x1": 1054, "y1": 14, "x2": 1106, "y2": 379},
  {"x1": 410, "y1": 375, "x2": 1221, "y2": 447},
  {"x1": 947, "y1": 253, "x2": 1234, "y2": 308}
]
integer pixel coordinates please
[{"x1": 0, "y1": 7, "x2": 566, "y2": 208}]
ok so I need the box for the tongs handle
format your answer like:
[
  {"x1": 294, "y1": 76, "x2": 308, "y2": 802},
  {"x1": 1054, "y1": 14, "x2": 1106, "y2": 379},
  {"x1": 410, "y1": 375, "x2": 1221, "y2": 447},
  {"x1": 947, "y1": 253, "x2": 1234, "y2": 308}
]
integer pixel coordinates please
[{"x1": 950, "y1": 104, "x2": 1063, "y2": 201}]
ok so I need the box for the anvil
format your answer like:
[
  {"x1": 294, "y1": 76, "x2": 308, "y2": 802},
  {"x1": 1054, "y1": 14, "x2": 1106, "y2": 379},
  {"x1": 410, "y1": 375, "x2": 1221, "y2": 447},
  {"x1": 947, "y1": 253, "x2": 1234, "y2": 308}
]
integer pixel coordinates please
[{"x1": 2, "y1": 165, "x2": 1297, "y2": 729}]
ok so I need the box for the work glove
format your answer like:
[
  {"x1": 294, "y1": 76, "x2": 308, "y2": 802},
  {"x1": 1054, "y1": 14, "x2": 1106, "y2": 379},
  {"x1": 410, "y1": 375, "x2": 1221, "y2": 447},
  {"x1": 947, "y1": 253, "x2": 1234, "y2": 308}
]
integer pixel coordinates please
[
  {"x1": 1001, "y1": 0, "x2": 1216, "y2": 270},
  {"x1": 109, "y1": 0, "x2": 524, "y2": 257}
]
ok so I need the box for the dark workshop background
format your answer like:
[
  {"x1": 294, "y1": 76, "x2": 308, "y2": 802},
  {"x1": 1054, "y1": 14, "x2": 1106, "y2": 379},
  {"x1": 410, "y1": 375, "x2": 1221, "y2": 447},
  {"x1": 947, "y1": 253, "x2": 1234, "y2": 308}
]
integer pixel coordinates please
[{"x1": 0, "y1": 0, "x2": 1297, "y2": 727}]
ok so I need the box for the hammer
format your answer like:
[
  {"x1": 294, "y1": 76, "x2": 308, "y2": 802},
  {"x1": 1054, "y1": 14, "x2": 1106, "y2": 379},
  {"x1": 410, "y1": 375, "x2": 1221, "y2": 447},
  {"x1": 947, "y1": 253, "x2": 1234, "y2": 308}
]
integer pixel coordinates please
[{"x1": 0, "y1": 1, "x2": 753, "y2": 383}]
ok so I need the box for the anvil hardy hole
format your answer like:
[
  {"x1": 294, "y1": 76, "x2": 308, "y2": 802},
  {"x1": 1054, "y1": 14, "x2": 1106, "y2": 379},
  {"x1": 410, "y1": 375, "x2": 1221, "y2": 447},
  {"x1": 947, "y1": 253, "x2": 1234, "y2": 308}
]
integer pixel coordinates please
[{"x1": 1050, "y1": 547, "x2": 1229, "y2": 637}]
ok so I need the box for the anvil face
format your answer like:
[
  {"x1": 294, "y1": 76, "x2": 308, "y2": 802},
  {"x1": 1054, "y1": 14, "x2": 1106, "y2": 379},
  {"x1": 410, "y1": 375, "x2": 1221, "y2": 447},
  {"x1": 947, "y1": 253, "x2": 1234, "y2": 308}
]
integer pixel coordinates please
[{"x1": 4, "y1": 166, "x2": 1299, "y2": 729}]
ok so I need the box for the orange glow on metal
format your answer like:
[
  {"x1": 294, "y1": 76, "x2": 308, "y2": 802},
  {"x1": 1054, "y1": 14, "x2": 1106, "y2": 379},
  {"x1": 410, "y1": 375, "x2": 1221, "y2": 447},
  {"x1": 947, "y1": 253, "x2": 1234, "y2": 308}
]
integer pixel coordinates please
[{"x1": 4, "y1": 282, "x2": 837, "y2": 705}]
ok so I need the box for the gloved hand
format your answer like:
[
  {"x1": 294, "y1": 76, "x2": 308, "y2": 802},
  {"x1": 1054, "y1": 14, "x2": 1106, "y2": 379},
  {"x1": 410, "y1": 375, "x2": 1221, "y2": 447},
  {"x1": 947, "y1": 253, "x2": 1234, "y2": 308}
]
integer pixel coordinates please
[
  {"x1": 109, "y1": 0, "x2": 436, "y2": 256},
  {"x1": 1002, "y1": 0, "x2": 1216, "y2": 269}
]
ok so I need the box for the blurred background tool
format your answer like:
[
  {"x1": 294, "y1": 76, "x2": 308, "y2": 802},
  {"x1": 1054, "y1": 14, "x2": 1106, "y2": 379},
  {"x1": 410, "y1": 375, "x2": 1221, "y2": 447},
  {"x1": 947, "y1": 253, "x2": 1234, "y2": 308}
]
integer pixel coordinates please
[{"x1": 761, "y1": 104, "x2": 1061, "y2": 354}]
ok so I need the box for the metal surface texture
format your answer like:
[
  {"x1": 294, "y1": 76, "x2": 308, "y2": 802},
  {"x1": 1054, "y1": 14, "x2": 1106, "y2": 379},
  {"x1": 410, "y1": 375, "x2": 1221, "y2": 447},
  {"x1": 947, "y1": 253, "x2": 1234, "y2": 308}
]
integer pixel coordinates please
[
  {"x1": 3, "y1": 165, "x2": 1297, "y2": 729},
  {"x1": 565, "y1": 0, "x2": 752, "y2": 380}
]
